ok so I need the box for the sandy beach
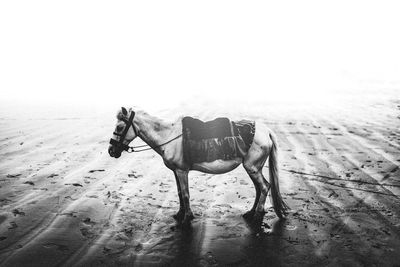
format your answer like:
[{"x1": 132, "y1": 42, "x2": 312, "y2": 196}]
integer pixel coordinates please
[{"x1": 0, "y1": 92, "x2": 399, "y2": 266}]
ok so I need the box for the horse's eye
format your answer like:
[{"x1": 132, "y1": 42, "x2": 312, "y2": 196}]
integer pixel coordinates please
[{"x1": 116, "y1": 125, "x2": 124, "y2": 132}]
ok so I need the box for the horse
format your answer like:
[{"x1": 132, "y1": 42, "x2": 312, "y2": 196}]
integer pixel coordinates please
[{"x1": 108, "y1": 107, "x2": 289, "y2": 226}]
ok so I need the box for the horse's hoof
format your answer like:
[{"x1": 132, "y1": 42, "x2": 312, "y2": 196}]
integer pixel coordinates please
[
  {"x1": 251, "y1": 212, "x2": 265, "y2": 225},
  {"x1": 181, "y1": 219, "x2": 191, "y2": 227},
  {"x1": 173, "y1": 210, "x2": 184, "y2": 221},
  {"x1": 242, "y1": 210, "x2": 255, "y2": 220},
  {"x1": 179, "y1": 217, "x2": 193, "y2": 229},
  {"x1": 278, "y1": 213, "x2": 288, "y2": 220}
]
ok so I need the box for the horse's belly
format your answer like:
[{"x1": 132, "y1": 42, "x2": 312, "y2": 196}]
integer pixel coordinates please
[{"x1": 191, "y1": 158, "x2": 242, "y2": 174}]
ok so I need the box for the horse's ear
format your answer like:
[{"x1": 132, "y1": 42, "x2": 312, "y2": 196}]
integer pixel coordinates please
[{"x1": 121, "y1": 107, "x2": 128, "y2": 116}]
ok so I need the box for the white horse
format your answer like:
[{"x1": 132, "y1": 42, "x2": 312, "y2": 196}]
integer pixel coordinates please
[{"x1": 108, "y1": 107, "x2": 288, "y2": 226}]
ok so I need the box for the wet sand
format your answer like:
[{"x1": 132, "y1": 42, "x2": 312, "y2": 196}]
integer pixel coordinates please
[{"x1": 1, "y1": 94, "x2": 400, "y2": 266}]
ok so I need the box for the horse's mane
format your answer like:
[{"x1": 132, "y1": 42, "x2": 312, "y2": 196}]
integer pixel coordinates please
[
  {"x1": 116, "y1": 108, "x2": 169, "y2": 131},
  {"x1": 139, "y1": 111, "x2": 169, "y2": 131}
]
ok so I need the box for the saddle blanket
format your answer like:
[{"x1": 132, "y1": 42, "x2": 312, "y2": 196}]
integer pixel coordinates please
[{"x1": 182, "y1": 116, "x2": 255, "y2": 165}]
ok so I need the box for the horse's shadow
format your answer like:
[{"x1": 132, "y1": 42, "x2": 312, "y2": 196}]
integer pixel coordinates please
[{"x1": 136, "y1": 214, "x2": 287, "y2": 266}]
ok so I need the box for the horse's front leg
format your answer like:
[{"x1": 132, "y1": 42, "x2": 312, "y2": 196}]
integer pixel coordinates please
[
  {"x1": 174, "y1": 169, "x2": 194, "y2": 225},
  {"x1": 173, "y1": 170, "x2": 184, "y2": 221}
]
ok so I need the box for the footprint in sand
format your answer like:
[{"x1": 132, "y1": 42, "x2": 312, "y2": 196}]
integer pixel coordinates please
[
  {"x1": 12, "y1": 209, "x2": 25, "y2": 217},
  {"x1": 199, "y1": 252, "x2": 218, "y2": 266},
  {"x1": 128, "y1": 173, "x2": 141, "y2": 178},
  {"x1": 83, "y1": 217, "x2": 96, "y2": 226},
  {"x1": 59, "y1": 211, "x2": 77, "y2": 217},
  {"x1": 80, "y1": 218, "x2": 97, "y2": 239},
  {"x1": 134, "y1": 243, "x2": 143, "y2": 252},
  {"x1": 43, "y1": 243, "x2": 69, "y2": 252},
  {"x1": 0, "y1": 199, "x2": 10, "y2": 205},
  {"x1": 8, "y1": 222, "x2": 17, "y2": 230},
  {"x1": 64, "y1": 183, "x2": 83, "y2": 187},
  {"x1": 6, "y1": 174, "x2": 21, "y2": 178},
  {"x1": 88, "y1": 169, "x2": 105, "y2": 173}
]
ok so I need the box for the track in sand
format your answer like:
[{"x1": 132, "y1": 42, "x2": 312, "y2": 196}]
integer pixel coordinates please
[{"x1": 1, "y1": 96, "x2": 399, "y2": 266}]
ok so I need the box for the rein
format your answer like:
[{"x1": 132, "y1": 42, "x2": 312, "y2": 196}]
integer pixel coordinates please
[
  {"x1": 126, "y1": 134, "x2": 182, "y2": 153},
  {"x1": 109, "y1": 111, "x2": 182, "y2": 153}
]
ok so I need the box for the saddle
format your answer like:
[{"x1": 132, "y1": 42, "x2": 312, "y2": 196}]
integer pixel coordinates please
[
  {"x1": 182, "y1": 116, "x2": 255, "y2": 165},
  {"x1": 182, "y1": 117, "x2": 233, "y2": 140}
]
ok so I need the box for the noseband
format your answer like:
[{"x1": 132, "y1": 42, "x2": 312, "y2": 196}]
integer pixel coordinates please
[{"x1": 109, "y1": 111, "x2": 138, "y2": 153}]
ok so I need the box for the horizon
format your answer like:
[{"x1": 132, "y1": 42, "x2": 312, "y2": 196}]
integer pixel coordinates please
[{"x1": 1, "y1": 1, "x2": 399, "y2": 111}]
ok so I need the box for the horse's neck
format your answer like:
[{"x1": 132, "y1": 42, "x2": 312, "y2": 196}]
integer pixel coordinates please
[{"x1": 134, "y1": 111, "x2": 171, "y2": 154}]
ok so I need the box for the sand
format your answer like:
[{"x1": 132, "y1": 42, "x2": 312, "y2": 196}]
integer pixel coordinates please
[{"x1": 1, "y1": 93, "x2": 400, "y2": 266}]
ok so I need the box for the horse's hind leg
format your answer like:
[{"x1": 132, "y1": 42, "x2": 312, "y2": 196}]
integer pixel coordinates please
[
  {"x1": 243, "y1": 146, "x2": 270, "y2": 223},
  {"x1": 243, "y1": 177, "x2": 260, "y2": 220},
  {"x1": 244, "y1": 169, "x2": 270, "y2": 222}
]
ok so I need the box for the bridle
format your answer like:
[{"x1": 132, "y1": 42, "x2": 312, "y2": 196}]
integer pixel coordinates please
[
  {"x1": 109, "y1": 111, "x2": 182, "y2": 153},
  {"x1": 109, "y1": 111, "x2": 138, "y2": 153}
]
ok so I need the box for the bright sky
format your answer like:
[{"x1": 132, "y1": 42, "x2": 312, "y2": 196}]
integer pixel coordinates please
[{"x1": 1, "y1": 1, "x2": 399, "y2": 109}]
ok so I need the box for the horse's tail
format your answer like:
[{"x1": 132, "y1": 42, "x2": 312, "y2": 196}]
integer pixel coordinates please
[{"x1": 268, "y1": 132, "x2": 289, "y2": 218}]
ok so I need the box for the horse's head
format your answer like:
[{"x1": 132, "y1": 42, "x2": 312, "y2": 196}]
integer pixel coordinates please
[{"x1": 108, "y1": 107, "x2": 138, "y2": 158}]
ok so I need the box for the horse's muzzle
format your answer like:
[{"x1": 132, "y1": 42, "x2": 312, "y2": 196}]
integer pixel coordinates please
[{"x1": 108, "y1": 146, "x2": 122, "y2": 158}]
